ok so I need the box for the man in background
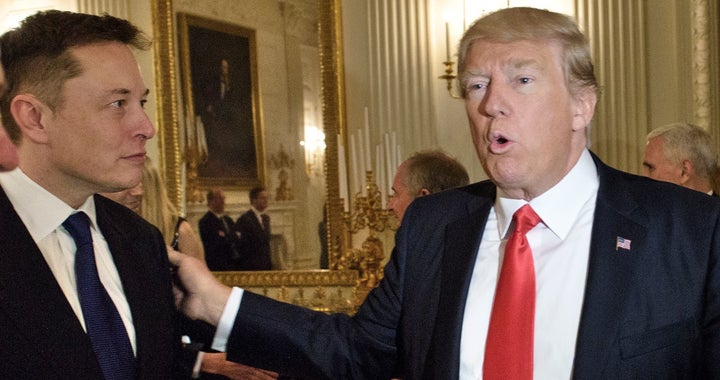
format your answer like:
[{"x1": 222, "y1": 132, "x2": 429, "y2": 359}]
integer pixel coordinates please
[
  {"x1": 642, "y1": 122, "x2": 719, "y2": 195},
  {"x1": 236, "y1": 186, "x2": 272, "y2": 270},
  {"x1": 387, "y1": 149, "x2": 469, "y2": 223},
  {"x1": 198, "y1": 188, "x2": 241, "y2": 271}
]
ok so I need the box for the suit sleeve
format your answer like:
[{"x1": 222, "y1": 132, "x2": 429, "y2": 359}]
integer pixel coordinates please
[{"x1": 220, "y1": 223, "x2": 412, "y2": 379}]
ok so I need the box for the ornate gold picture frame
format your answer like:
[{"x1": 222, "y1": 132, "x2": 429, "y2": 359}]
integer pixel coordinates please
[{"x1": 177, "y1": 13, "x2": 266, "y2": 191}]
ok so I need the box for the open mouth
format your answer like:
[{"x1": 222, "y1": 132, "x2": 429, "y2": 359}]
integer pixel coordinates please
[{"x1": 488, "y1": 133, "x2": 512, "y2": 153}]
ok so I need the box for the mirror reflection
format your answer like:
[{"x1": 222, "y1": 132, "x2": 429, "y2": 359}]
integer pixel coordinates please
[{"x1": 171, "y1": 0, "x2": 327, "y2": 270}]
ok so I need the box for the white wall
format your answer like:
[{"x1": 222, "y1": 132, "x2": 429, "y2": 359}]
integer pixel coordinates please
[{"x1": 0, "y1": 0, "x2": 77, "y2": 32}]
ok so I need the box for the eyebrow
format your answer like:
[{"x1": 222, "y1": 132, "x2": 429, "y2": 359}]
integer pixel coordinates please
[
  {"x1": 511, "y1": 58, "x2": 541, "y2": 69},
  {"x1": 108, "y1": 88, "x2": 150, "y2": 97}
]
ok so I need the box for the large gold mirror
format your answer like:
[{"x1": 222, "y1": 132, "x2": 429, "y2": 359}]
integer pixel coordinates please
[{"x1": 151, "y1": 0, "x2": 357, "y2": 310}]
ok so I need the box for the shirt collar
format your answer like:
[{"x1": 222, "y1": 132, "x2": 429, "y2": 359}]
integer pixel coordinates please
[
  {"x1": 495, "y1": 149, "x2": 599, "y2": 240},
  {"x1": 0, "y1": 168, "x2": 97, "y2": 243}
]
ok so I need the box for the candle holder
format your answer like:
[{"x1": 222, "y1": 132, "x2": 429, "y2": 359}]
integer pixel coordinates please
[
  {"x1": 337, "y1": 170, "x2": 394, "y2": 291},
  {"x1": 439, "y1": 60, "x2": 461, "y2": 99}
]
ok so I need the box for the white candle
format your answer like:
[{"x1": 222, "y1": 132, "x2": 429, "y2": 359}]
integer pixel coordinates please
[
  {"x1": 378, "y1": 144, "x2": 386, "y2": 206},
  {"x1": 337, "y1": 138, "x2": 349, "y2": 212},
  {"x1": 445, "y1": 22, "x2": 451, "y2": 61},
  {"x1": 394, "y1": 144, "x2": 402, "y2": 187},
  {"x1": 375, "y1": 145, "x2": 381, "y2": 181},
  {"x1": 384, "y1": 134, "x2": 393, "y2": 196},
  {"x1": 350, "y1": 134, "x2": 359, "y2": 196},
  {"x1": 391, "y1": 131, "x2": 398, "y2": 170},
  {"x1": 364, "y1": 107, "x2": 372, "y2": 170},
  {"x1": 357, "y1": 131, "x2": 366, "y2": 194}
]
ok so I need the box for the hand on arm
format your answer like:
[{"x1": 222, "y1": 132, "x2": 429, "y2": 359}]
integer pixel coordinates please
[{"x1": 168, "y1": 249, "x2": 232, "y2": 326}]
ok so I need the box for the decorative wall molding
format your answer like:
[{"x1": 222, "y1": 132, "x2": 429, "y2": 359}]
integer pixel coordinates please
[
  {"x1": 691, "y1": 0, "x2": 711, "y2": 130},
  {"x1": 215, "y1": 269, "x2": 360, "y2": 313}
]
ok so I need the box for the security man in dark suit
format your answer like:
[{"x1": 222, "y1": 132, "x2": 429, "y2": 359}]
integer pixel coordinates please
[
  {"x1": 235, "y1": 186, "x2": 272, "y2": 270},
  {"x1": 198, "y1": 188, "x2": 241, "y2": 271}
]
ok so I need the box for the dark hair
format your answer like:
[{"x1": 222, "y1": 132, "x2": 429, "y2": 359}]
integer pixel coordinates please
[
  {"x1": 249, "y1": 186, "x2": 266, "y2": 201},
  {"x1": 0, "y1": 10, "x2": 151, "y2": 142},
  {"x1": 206, "y1": 188, "x2": 223, "y2": 202}
]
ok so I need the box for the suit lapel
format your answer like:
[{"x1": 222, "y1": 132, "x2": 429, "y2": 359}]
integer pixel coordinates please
[
  {"x1": 0, "y1": 187, "x2": 103, "y2": 376},
  {"x1": 572, "y1": 156, "x2": 648, "y2": 378},
  {"x1": 425, "y1": 187, "x2": 494, "y2": 378},
  {"x1": 95, "y1": 196, "x2": 177, "y2": 378}
]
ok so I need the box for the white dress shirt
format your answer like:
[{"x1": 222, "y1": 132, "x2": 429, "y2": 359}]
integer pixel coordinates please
[
  {"x1": 0, "y1": 168, "x2": 137, "y2": 354},
  {"x1": 250, "y1": 206, "x2": 266, "y2": 229},
  {"x1": 460, "y1": 149, "x2": 598, "y2": 379},
  {"x1": 214, "y1": 150, "x2": 599, "y2": 379}
]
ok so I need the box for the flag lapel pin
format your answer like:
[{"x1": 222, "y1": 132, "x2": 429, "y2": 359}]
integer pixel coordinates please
[{"x1": 616, "y1": 236, "x2": 631, "y2": 251}]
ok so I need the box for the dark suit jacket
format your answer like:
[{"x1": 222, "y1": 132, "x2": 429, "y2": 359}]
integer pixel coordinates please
[
  {"x1": 0, "y1": 189, "x2": 189, "y2": 379},
  {"x1": 235, "y1": 210, "x2": 272, "y2": 270},
  {"x1": 198, "y1": 211, "x2": 240, "y2": 271},
  {"x1": 222, "y1": 153, "x2": 720, "y2": 379}
]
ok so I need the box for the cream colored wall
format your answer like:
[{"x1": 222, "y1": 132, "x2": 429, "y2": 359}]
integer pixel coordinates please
[{"x1": 0, "y1": 0, "x2": 77, "y2": 31}]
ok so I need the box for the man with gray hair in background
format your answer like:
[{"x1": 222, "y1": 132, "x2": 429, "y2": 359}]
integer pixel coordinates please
[
  {"x1": 387, "y1": 149, "x2": 470, "y2": 223},
  {"x1": 642, "y1": 122, "x2": 719, "y2": 195}
]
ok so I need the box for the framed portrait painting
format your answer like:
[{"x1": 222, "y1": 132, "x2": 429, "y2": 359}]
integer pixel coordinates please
[{"x1": 178, "y1": 13, "x2": 265, "y2": 190}]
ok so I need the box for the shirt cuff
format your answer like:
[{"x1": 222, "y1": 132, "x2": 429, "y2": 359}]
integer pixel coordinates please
[
  {"x1": 192, "y1": 351, "x2": 205, "y2": 378},
  {"x1": 211, "y1": 287, "x2": 244, "y2": 352}
]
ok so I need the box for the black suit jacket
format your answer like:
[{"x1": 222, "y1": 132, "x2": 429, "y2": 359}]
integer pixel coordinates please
[
  {"x1": 235, "y1": 210, "x2": 272, "y2": 270},
  {"x1": 198, "y1": 211, "x2": 240, "y2": 271},
  {"x1": 0, "y1": 189, "x2": 188, "y2": 379},
  {"x1": 221, "y1": 153, "x2": 720, "y2": 379}
]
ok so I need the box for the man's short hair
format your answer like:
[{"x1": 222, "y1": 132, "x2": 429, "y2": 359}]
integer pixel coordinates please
[
  {"x1": 647, "y1": 122, "x2": 718, "y2": 180},
  {"x1": 249, "y1": 186, "x2": 266, "y2": 201},
  {"x1": 0, "y1": 10, "x2": 151, "y2": 142},
  {"x1": 404, "y1": 150, "x2": 470, "y2": 196},
  {"x1": 457, "y1": 7, "x2": 597, "y2": 99}
]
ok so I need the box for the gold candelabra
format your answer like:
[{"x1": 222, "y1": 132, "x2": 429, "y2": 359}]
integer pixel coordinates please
[{"x1": 335, "y1": 171, "x2": 394, "y2": 291}]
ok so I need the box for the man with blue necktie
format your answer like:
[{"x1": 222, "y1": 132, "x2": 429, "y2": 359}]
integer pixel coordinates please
[{"x1": 0, "y1": 10, "x2": 187, "y2": 379}]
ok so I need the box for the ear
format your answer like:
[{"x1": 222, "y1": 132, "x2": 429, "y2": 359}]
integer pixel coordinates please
[
  {"x1": 571, "y1": 88, "x2": 597, "y2": 132},
  {"x1": 418, "y1": 188, "x2": 431, "y2": 197},
  {"x1": 679, "y1": 159, "x2": 693, "y2": 185},
  {"x1": 9, "y1": 94, "x2": 51, "y2": 144}
]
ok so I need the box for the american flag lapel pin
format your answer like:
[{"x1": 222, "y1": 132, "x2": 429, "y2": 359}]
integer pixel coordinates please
[{"x1": 616, "y1": 236, "x2": 631, "y2": 251}]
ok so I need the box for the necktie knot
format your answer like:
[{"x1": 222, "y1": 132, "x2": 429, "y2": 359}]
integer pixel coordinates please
[
  {"x1": 63, "y1": 212, "x2": 93, "y2": 247},
  {"x1": 512, "y1": 204, "x2": 541, "y2": 236}
]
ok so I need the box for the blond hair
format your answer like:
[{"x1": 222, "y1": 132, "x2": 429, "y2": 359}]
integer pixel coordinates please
[
  {"x1": 457, "y1": 7, "x2": 597, "y2": 99},
  {"x1": 140, "y1": 157, "x2": 179, "y2": 244}
]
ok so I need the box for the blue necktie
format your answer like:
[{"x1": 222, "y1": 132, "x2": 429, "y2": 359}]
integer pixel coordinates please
[{"x1": 63, "y1": 212, "x2": 136, "y2": 380}]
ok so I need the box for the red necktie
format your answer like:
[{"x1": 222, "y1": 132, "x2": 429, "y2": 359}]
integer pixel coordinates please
[{"x1": 484, "y1": 204, "x2": 541, "y2": 380}]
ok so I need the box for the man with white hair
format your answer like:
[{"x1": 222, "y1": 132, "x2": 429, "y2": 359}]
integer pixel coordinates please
[{"x1": 642, "y1": 122, "x2": 719, "y2": 195}]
